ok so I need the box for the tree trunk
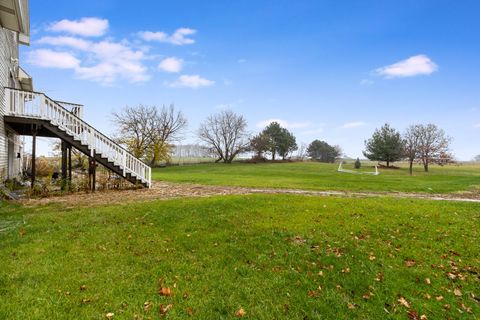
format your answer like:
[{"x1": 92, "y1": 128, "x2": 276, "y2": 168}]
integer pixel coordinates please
[
  {"x1": 272, "y1": 150, "x2": 276, "y2": 161},
  {"x1": 409, "y1": 159, "x2": 413, "y2": 175},
  {"x1": 424, "y1": 163, "x2": 429, "y2": 172},
  {"x1": 386, "y1": 160, "x2": 390, "y2": 167}
]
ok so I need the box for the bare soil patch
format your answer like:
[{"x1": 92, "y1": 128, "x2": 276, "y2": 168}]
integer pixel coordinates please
[{"x1": 20, "y1": 181, "x2": 480, "y2": 208}]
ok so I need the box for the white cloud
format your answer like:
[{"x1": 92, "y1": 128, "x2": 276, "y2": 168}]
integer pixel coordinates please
[
  {"x1": 341, "y1": 121, "x2": 366, "y2": 129},
  {"x1": 26, "y1": 49, "x2": 80, "y2": 69},
  {"x1": 139, "y1": 28, "x2": 196, "y2": 45},
  {"x1": 473, "y1": 123, "x2": 480, "y2": 128},
  {"x1": 376, "y1": 54, "x2": 438, "y2": 78},
  {"x1": 256, "y1": 119, "x2": 311, "y2": 129},
  {"x1": 37, "y1": 36, "x2": 91, "y2": 50},
  {"x1": 158, "y1": 57, "x2": 183, "y2": 73},
  {"x1": 48, "y1": 17, "x2": 109, "y2": 37},
  {"x1": 168, "y1": 74, "x2": 214, "y2": 88},
  {"x1": 29, "y1": 35, "x2": 150, "y2": 85},
  {"x1": 75, "y1": 40, "x2": 149, "y2": 84},
  {"x1": 237, "y1": 58, "x2": 247, "y2": 63}
]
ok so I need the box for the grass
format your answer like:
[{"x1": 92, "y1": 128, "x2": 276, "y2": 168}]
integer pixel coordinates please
[
  {"x1": 1, "y1": 195, "x2": 479, "y2": 319},
  {"x1": 152, "y1": 162, "x2": 480, "y2": 194}
]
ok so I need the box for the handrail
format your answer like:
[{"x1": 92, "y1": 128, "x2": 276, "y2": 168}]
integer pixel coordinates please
[{"x1": 4, "y1": 88, "x2": 152, "y2": 187}]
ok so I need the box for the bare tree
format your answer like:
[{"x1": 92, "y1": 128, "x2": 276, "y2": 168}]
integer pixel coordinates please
[
  {"x1": 403, "y1": 124, "x2": 422, "y2": 175},
  {"x1": 112, "y1": 105, "x2": 156, "y2": 159},
  {"x1": 112, "y1": 104, "x2": 187, "y2": 165},
  {"x1": 148, "y1": 104, "x2": 187, "y2": 166},
  {"x1": 417, "y1": 124, "x2": 451, "y2": 172},
  {"x1": 197, "y1": 110, "x2": 250, "y2": 163}
]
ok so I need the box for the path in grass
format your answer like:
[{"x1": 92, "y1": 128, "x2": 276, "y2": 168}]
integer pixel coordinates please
[
  {"x1": 1, "y1": 195, "x2": 479, "y2": 319},
  {"x1": 21, "y1": 181, "x2": 480, "y2": 208}
]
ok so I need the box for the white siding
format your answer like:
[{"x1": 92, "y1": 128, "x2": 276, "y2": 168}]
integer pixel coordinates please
[{"x1": 0, "y1": 27, "x2": 20, "y2": 180}]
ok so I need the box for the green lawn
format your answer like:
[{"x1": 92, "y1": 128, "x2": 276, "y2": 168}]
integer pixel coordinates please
[
  {"x1": 153, "y1": 162, "x2": 480, "y2": 194},
  {"x1": 1, "y1": 195, "x2": 478, "y2": 319}
]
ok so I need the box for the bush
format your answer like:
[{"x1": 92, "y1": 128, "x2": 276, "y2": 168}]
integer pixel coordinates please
[{"x1": 354, "y1": 158, "x2": 361, "y2": 169}]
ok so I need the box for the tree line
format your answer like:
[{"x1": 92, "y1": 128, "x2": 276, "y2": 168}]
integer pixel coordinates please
[
  {"x1": 363, "y1": 123, "x2": 452, "y2": 174},
  {"x1": 112, "y1": 105, "x2": 453, "y2": 172}
]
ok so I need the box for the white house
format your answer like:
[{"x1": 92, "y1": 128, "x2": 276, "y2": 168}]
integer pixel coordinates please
[
  {"x1": 0, "y1": 0, "x2": 29, "y2": 181},
  {"x1": 0, "y1": 0, "x2": 151, "y2": 188}
]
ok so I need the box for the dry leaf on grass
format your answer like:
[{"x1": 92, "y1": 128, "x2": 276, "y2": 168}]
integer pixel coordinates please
[
  {"x1": 398, "y1": 296, "x2": 410, "y2": 308},
  {"x1": 407, "y1": 310, "x2": 419, "y2": 320},
  {"x1": 159, "y1": 287, "x2": 172, "y2": 296},
  {"x1": 105, "y1": 312, "x2": 114, "y2": 320},
  {"x1": 374, "y1": 272, "x2": 384, "y2": 282},
  {"x1": 454, "y1": 288, "x2": 462, "y2": 296},
  {"x1": 143, "y1": 301, "x2": 153, "y2": 313},
  {"x1": 235, "y1": 308, "x2": 246, "y2": 317},
  {"x1": 159, "y1": 304, "x2": 172, "y2": 316},
  {"x1": 405, "y1": 259, "x2": 416, "y2": 267}
]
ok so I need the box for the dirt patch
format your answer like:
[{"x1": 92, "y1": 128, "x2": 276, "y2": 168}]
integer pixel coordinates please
[
  {"x1": 20, "y1": 181, "x2": 480, "y2": 208},
  {"x1": 20, "y1": 182, "x2": 253, "y2": 208}
]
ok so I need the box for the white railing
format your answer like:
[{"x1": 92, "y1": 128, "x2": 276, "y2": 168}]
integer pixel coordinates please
[{"x1": 4, "y1": 88, "x2": 152, "y2": 187}]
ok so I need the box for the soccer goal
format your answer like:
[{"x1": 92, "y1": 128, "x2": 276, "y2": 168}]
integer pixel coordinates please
[{"x1": 337, "y1": 161, "x2": 380, "y2": 175}]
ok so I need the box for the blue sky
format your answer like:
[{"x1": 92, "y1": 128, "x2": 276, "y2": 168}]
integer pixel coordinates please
[{"x1": 22, "y1": 0, "x2": 480, "y2": 160}]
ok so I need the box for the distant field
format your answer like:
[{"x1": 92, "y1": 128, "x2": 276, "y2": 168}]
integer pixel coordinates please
[
  {"x1": 153, "y1": 162, "x2": 480, "y2": 194},
  {"x1": 1, "y1": 195, "x2": 478, "y2": 319}
]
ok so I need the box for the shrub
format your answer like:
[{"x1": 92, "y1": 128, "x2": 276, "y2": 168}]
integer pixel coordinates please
[{"x1": 354, "y1": 158, "x2": 361, "y2": 169}]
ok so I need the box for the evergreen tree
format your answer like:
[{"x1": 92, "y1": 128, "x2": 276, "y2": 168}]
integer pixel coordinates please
[{"x1": 363, "y1": 123, "x2": 404, "y2": 167}]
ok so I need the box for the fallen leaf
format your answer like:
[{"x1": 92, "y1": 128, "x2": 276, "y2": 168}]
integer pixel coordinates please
[
  {"x1": 318, "y1": 270, "x2": 324, "y2": 277},
  {"x1": 435, "y1": 295, "x2": 444, "y2": 301},
  {"x1": 424, "y1": 293, "x2": 431, "y2": 300},
  {"x1": 342, "y1": 267, "x2": 350, "y2": 273},
  {"x1": 446, "y1": 272, "x2": 457, "y2": 280},
  {"x1": 374, "y1": 272, "x2": 384, "y2": 282},
  {"x1": 424, "y1": 278, "x2": 431, "y2": 285},
  {"x1": 407, "y1": 310, "x2": 419, "y2": 320},
  {"x1": 454, "y1": 288, "x2": 462, "y2": 296},
  {"x1": 369, "y1": 253, "x2": 376, "y2": 261},
  {"x1": 398, "y1": 296, "x2": 411, "y2": 308},
  {"x1": 80, "y1": 285, "x2": 87, "y2": 291},
  {"x1": 235, "y1": 308, "x2": 246, "y2": 317},
  {"x1": 159, "y1": 287, "x2": 172, "y2": 296},
  {"x1": 186, "y1": 307, "x2": 193, "y2": 315},
  {"x1": 143, "y1": 301, "x2": 153, "y2": 313},
  {"x1": 443, "y1": 304, "x2": 450, "y2": 310},
  {"x1": 347, "y1": 302, "x2": 356, "y2": 309},
  {"x1": 106, "y1": 312, "x2": 114, "y2": 320},
  {"x1": 405, "y1": 260, "x2": 416, "y2": 267},
  {"x1": 81, "y1": 298, "x2": 91, "y2": 304},
  {"x1": 159, "y1": 304, "x2": 172, "y2": 316},
  {"x1": 362, "y1": 293, "x2": 371, "y2": 300},
  {"x1": 307, "y1": 290, "x2": 316, "y2": 297},
  {"x1": 420, "y1": 315, "x2": 427, "y2": 320}
]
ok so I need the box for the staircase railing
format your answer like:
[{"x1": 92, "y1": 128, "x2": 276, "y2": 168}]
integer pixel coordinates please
[{"x1": 4, "y1": 87, "x2": 152, "y2": 187}]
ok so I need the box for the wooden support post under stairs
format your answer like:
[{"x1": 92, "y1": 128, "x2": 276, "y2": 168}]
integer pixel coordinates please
[
  {"x1": 88, "y1": 157, "x2": 96, "y2": 192},
  {"x1": 68, "y1": 145, "x2": 72, "y2": 183},
  {"x1": 31, "y1": 124, "x2": 37, "y2": 189},
  {"x1": 61, "y1": 140, "x2": 67, "y2": 190}
]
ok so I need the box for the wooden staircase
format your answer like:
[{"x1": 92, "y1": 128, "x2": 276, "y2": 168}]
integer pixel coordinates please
[{"x1": 4, "y1": 88, "x2": 151, "y2": 188}]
